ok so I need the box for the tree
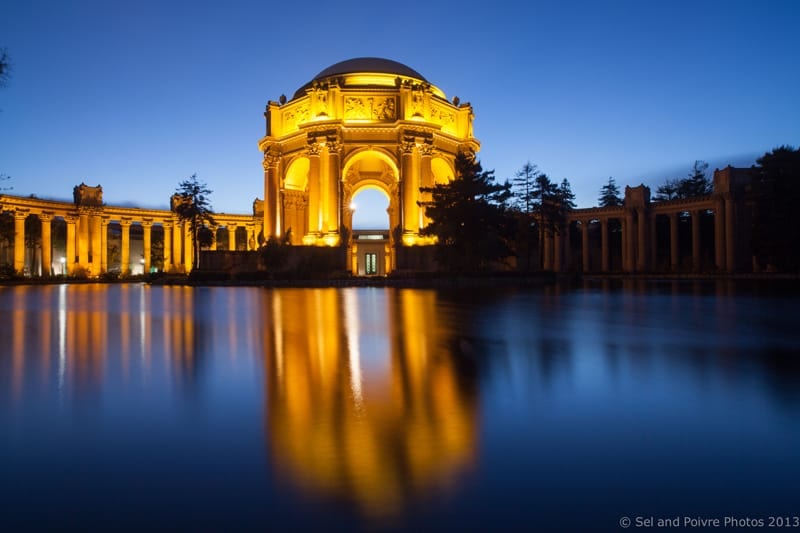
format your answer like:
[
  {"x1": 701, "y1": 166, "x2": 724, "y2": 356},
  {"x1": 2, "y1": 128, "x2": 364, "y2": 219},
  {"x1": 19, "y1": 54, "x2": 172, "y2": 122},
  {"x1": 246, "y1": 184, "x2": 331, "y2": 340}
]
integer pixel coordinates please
[
  {"x1": 531, "y1": 173, "x2": 560, "y2": 268},
  {"x1": 748, "y1": 145, "x2": 800, "y2": 271},
  {"x1": 511, "y1": 162, "x2": 539, "y2": 214},
  {"x1": 0, "y1": 47, "x2": 10, "y2": 88},
  {"x1": 678, "y1": 160, "x2": 711, "y2": 198},
  {"x1": 654, "y1": 161, "x2": 711, "y2": 201},
  {"x1": 0, "y1": 174, "x2": 10, "y2": 192},
  {"x1": 654, "y1": 178, "x2": 681, "y2": 201},
  {"x1": 419, "y1": 151, "x2": 513, "y2": 272},
  {"x1": 173, "y1": 174, "x2": 216, "y2": 271},
  {"x1": 510, "y1": 162, "x2": 540, "y2": 270},
  {"x1": 598, "y1": 176, "x2": 622, "y2": 207}
]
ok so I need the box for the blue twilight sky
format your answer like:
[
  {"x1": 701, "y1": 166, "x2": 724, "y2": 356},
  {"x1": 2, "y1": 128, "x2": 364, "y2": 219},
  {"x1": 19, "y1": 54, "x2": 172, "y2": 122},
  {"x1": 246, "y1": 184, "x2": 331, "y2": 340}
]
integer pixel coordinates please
[{"x1": 1, "y1": 0, "x2": 798, "y2": 228}]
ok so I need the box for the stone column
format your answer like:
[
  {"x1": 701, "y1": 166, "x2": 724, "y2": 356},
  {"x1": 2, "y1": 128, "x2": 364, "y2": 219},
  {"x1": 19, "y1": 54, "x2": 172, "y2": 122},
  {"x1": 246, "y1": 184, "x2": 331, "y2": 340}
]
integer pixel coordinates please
[
  {"x1": 40, "y1": 214, "x2": 52, "y2": 277},
  {"x1": 326, "y1": 142, "x2": 341, "y2": 234},
  {"x1": 691, "y1": 210, "x2": 701, "y2": 272},
  {"x1": 563, "y1": 222, "x2": 572, "y2": 271},
  {"x1": 247, "y1": 224, "x2": 256, "y2": 250},
  {"x1": 600, "y1": 218, "x2": 609, "y2": 272},
  {"x1": 307, "y1": 143, "x2": 321, "y2": 236},
  {"x1": 172, "y1": 219, "x2": 182, "y2": 271},
  {"x1": 669, "y1": 213, "x2": 679, "y2": 270},
  {"x1": 162, "y1": 222, "x2": 173, "y2": 272},
  {"x1": 228, "y1": 225, "x2": 237, "y2": 251},
  {"x1": 263, "y1": 150, "x2": 280, "y2": 238},
  {"x1": 13, "y1": 212, "x2": 26, "y2": 274},
  {"x1": 649, "y1": 213, "x2": 658, "y2": 270},
  {"x1": 419, "y1": 143, "x2": 433, "y2": 227},
  {"x1": 724, "y1": 194, "x2": 735, "y2": 272},
  {"x1": 142, "y1": 221, "x2": 152, "y2": 273},
  {"x1": 636, "y1": 208, "x2": 648, "y2": 272},
  {"x1": 581, "y1": 221, "x2": 590, "y2": 273},
  {"x1": 90, "y1": 212, "x2": 102, "y2": 274},
  {"x1": 78, "y1": 212, "x2": 89, "y2": 267},
  {"x1": 624, "y1": 210, "x2": 635, "y2": 272},
  {"x1": 65, "y1": 216, "x2": 76, "y2": 274},
  {"x1": 183, "y1": 223, "x2": 193, "y2": 272},
  {"x1": 100, "y1": 218, "x2": 108, "y2": 274},
  {"x1": 714, "y1": 199, "x2": 726, "y2": 272},
  {"x1": 120, "y1": 220, "x2": 131, "y2": 274},
  {"x1": 553, "y1": 226, "x2": 563, "y2": 273},
  {"x1": 401, "y1": 140, "x2": 416, "y2": 235}
]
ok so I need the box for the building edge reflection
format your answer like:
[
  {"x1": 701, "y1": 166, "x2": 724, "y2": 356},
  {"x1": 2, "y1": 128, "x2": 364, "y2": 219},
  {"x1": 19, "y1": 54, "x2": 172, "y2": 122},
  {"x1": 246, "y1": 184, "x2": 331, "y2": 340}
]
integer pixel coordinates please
[{"x1": 263, "y1": 287, "x2": 478, "y2": 520}]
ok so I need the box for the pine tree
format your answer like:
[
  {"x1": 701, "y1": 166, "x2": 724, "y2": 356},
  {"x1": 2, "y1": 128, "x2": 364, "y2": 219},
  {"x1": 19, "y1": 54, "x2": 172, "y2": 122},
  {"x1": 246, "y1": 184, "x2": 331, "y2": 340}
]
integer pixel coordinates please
[
  {"x1": 598, "y1": 177, "x2": 622, "y2": 207},
  {"x1": 419, "y1": 152, "x2": 513, "y2": 271},
  {"x1": 748, "y1": 146, "x2": 800, "y2": 271},
  {"x1": 678, "y1": 160, "x2": 711, "y2": 197},
  {"x1": 511, "y1": 162, "x2": 539, "y2": 214},
  {"x1": 173, "y1": 174, "x2": 216, "y2": 270}
]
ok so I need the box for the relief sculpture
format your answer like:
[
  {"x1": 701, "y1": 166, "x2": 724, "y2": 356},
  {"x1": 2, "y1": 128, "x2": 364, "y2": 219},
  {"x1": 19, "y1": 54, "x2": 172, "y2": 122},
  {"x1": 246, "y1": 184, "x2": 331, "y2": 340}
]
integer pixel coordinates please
[{"x1": 344, "y1": 97, "x2": 396, "y2": 121}]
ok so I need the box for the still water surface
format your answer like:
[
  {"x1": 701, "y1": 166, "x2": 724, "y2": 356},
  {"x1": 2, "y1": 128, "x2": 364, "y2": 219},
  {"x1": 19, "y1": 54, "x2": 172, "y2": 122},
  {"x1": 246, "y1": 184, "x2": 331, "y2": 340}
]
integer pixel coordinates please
[{"x1": 1, "y1": 282, "x2": 798, "y2": 530}]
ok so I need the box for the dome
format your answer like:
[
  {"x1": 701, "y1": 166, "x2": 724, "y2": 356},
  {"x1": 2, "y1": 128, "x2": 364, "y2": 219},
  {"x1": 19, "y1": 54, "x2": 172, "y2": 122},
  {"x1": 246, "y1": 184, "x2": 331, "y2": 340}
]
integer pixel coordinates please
[
  {"x1": 312, "y1": 58, "x2": 427, "y2": 82},
  {"x1": 293, "y1": 57, "x2": 429, "y2": 98}
]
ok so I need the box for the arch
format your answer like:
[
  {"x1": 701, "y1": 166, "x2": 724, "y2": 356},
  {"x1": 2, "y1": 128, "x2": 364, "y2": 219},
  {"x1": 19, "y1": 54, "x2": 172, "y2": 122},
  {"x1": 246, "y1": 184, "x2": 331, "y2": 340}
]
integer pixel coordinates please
[
  {"x1": 431, "y1": 156, "x2": 454, "y2": 185},
  {"x1": 342, "y1": 148, "x2": 399, "y2": 184},
  {"x1": 284, "y1": 157, "x2": 310, "y2": 191}
]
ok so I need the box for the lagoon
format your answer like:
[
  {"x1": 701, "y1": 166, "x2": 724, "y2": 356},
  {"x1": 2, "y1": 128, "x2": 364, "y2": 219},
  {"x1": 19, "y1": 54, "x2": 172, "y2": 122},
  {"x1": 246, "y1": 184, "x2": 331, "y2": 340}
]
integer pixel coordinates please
[{"x1": 1, "y1": 282, "x2": 798, "y2": 530}]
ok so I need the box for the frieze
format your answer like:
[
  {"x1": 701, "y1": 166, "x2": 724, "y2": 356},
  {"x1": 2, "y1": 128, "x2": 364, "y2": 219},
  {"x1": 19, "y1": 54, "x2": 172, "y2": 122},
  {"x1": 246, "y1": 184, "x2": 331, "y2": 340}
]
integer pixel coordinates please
[
  {"x1": 430, "y1": 104, "x2": 455, "y2": 127},
  {"x1": 344, "y1": 96, "x2": 397, "y2": 121},
  {"x1": 283, "y1": 104, "x2": 309, "y2": 131}
]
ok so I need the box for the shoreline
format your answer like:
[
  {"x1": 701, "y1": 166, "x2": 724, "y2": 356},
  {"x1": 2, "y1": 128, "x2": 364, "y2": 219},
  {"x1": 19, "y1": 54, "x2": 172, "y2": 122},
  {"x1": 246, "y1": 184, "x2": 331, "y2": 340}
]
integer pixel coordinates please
[{"x1": 1, "y1": 271, "x2": 798, "y2": 289}]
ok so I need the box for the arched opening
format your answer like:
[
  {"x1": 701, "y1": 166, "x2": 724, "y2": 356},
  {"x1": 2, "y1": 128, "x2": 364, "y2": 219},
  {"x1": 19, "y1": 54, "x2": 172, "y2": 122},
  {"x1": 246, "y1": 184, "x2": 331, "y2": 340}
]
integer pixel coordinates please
[{"x1": 351, "y1": 187, "x2": 390, "y2": 230}]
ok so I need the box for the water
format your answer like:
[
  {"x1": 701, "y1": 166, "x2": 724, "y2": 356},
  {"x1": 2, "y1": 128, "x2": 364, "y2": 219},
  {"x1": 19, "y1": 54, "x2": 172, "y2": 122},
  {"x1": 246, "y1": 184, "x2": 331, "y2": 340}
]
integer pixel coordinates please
[{"x1": 1, "y1": 282, "x2": 798, "y2": 531}]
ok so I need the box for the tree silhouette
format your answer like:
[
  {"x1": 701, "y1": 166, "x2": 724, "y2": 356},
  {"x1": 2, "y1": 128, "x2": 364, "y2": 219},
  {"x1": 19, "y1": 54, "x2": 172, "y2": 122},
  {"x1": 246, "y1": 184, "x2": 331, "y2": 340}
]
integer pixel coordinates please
[
  {"x1": 0, "y1": 48, "x2": 10, "y2": 88},
  {"x1": 654, "y1": 161, "x2": 711, "y2": 201},
  {"x1": 419, "y1": 152, "x2": 513, "y2": 272},
  {"x1": 748, "y1": 146, "x2": 800, "y2": 271},
  {"x1": 678, "y1": 160, "x2": 711, "y2": 197},
  {"x1": 531, "y1": 173, "x2": 560, "y2": 269},
  {"x1": 173, "y1": 174, "x2": 216, "y2": 271},
  {"x1": 598, "y1": 176, "x2": 622, "y2": 207},
  {"x1": 511, "y1": 162, "x2": 539, "y2": 270}
]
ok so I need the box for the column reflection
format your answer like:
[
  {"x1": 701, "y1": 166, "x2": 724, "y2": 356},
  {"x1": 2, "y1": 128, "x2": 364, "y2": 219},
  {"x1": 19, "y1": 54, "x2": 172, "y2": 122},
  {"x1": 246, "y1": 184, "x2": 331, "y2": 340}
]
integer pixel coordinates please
[{"x1": 264, "y1": 288, "x2": 478, "y2": 519}]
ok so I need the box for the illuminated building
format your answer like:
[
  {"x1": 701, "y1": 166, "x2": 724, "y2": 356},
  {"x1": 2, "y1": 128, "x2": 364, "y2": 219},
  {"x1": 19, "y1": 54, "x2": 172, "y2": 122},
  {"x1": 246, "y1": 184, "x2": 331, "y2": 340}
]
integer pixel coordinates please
[{"x1": 258, "y1": 57, "x2": 480, "y2": 273}]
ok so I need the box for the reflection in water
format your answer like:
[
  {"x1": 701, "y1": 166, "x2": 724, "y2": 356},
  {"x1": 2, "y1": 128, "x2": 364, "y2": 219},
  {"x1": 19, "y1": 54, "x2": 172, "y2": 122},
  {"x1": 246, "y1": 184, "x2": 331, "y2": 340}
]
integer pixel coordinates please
[
  {"x1": 2, "y1": 282, "x2": 799, "y2": 530},
  {"x1": 263, "y1": 288, "x2": 477, "y2": 519}
]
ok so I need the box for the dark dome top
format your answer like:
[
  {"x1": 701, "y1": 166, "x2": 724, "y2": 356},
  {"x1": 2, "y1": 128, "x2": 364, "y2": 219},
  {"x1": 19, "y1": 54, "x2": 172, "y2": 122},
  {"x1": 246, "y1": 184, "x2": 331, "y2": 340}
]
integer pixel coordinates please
[{"x1": 312, "y1": 57, "x2": 427, "y2": 82}]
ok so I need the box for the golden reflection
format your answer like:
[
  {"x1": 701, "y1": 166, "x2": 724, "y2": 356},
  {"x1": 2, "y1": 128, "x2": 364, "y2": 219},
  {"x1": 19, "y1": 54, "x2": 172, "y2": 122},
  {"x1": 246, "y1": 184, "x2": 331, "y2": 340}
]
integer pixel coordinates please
[{"x1": 264, "y1": 288, "x2": 477, "y2": 518}]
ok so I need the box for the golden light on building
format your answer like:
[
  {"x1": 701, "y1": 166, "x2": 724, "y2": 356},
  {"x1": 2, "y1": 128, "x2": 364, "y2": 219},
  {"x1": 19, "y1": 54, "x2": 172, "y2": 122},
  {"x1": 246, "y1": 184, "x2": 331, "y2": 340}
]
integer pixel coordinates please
[
  {"x1": 258, "y1": 58, "x2": 480, "y2": 273},
  {"x1": 263, "y1": 288, "x2": 478, "y2": 519}
]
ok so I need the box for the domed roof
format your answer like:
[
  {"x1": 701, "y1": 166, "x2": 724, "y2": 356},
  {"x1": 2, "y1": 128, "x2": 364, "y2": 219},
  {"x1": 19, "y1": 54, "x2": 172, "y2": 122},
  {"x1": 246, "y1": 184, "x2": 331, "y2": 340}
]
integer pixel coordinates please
[
  {"x1": 293, "y1": 58, "x2": 430, "y2": 99},
  {"x1": 312, "y1": 57, "x2": 427, "y2": 82}
]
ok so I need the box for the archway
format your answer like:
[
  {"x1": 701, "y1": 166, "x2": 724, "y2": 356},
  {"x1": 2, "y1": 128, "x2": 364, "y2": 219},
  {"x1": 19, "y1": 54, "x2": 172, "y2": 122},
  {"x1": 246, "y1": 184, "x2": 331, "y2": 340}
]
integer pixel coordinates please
[
  {"x1": 350, "y1": 187, "x2": 390, "y2": 230},
  {"x1": 346, "y1": 183, "x2": 393, "y2": 276}
]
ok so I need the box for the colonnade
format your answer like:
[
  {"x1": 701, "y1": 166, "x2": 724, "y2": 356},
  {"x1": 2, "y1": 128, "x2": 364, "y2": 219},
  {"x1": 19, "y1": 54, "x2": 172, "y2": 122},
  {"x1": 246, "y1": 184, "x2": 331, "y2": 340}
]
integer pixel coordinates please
[
  {"x1": 0, "y1": 188, "x2": 260, "y2": 277},
  {"x1": 539, "y1": 173, "x2": 746, "y2": 274}
]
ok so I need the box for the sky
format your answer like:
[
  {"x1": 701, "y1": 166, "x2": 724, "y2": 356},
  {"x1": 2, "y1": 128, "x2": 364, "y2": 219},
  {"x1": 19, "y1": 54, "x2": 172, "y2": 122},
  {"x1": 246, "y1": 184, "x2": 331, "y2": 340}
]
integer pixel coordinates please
[{"x1": 1, "y1": 0, "x2": 798, "y2": 228}]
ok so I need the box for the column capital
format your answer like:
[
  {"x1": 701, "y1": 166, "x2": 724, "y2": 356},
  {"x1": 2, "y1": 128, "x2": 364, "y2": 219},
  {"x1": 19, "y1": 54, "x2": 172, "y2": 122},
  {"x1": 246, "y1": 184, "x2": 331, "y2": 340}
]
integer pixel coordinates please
[
  {"x1": 120, "y1": 219, "x2": 133, "y2": 227},
  {"x1": 38, "y1": 213, "x2": 53, "y2": 222},
  {"x1": 13, "y1": 210, "x2": 29, "y2": 220},
  {"x1": 306, "y1": 141, "x2": 322, "y2": 157},
  {"x1": 263, "y1": 147, "x2": 282, "y2": 169}
]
